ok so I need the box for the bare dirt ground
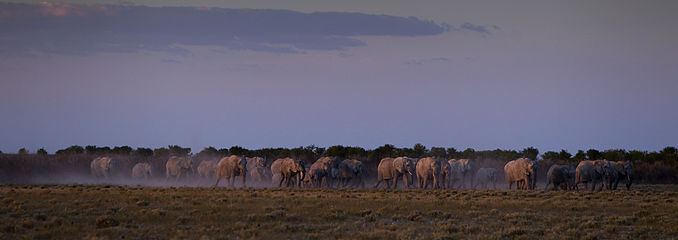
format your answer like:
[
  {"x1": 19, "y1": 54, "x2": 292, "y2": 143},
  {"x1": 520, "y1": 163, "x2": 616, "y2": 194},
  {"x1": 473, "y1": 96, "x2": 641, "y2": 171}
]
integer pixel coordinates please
[{"x1": 1, "y1": 184, "x2": 677, "y2": 239}]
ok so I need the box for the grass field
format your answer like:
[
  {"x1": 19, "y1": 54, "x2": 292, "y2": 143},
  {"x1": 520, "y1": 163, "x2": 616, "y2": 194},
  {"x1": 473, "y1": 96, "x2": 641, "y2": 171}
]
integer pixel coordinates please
[{"x1": 1, "y1": 184, "x2": 677, "y2": 239}]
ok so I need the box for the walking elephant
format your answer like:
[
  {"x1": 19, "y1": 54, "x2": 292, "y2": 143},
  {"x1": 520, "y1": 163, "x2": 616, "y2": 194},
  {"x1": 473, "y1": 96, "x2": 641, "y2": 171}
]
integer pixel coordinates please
[
  {"x1": 574, "y1": 160, "x2": 610, "y2": 191},
  {"x1": 607, "y1": 161, "x2": 633, "y2": 190},
  {"x1": 276, "y1": 158, "x2": 305, "y2": 188},
  {"x1": 373, "y1": 157, "x2": 415, "y2": 189},
  {"x1": 132, "y1": 163, "x2": 152, "y2": 179},
  {"x1": 449, "y1": 159, "x2": 473, "y2": 188},
  {"x1": 214, "y1": 155, "x2": 247, "y2": 188},
  {"x1": 309, "y1": 157, "x2": 341, "y2": 188},
  {"x1": 165, "y1": 156, "x2": 194, "y2": 181},
  {"x1": 504, "y1": 158, "x2": 537, "y2": 190},
  {"x1": 416, "y1": 157, "x2": 442, "y2": 189},
  {"x1": 339, "y1": 159, "x2": 365, "y2": 188},
  {"x1": 91, "y1": 156, "x2": 113, "y2": 179}
]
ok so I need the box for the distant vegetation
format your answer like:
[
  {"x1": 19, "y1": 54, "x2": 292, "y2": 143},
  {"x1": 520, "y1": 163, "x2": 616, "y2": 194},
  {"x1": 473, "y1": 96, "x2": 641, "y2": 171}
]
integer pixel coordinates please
[{"x1": 6, "y1": 144, "x2": 677, "y2": 164}]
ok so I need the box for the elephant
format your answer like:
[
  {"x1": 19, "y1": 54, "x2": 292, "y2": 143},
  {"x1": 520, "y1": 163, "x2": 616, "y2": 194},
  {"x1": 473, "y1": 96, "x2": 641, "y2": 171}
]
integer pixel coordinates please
[
  {"x1": 246, "y1": 157, "x2": 266, "y2": 172},
  {"x1": 90, "y1": 157, "x2": 113, "y2": 178},
  {"x1": 416, "y1": 157, "x2": 442, "y2": 189},
  {"x1": 473, "y1": 168, "x2": 498, "y2": 189},
  {"x1": 504, "y1": 158, "x2": 537, "y2": 190},
  {"x1": 607, "y1": 161, "x2": 633, "y2": 190},
  {"x1": 276, "y1": 158, "x2": 305, "y2": 188},
  {"x1": 309, "y1": 157, "x2": 341, "y2": 188},
  {"x1": 373, "y1": 157, "x2": 415, "y2": 189},
  {"x1": 197, "y1": 160, "x2": 217, "y2": 180},
  {"x1": 245, "y1": 157, "x2": 270, "y2": 184},
  {"x1": 132, "y1": 163, "x2": 152, "y2": 179},
  {"x1": 250, "y1": 165, "x2": 272, "y2": 184},
  {"x1": 619, "y1": 161, "x2": 633, "y2": 190},
  {"x1": 338, "y1": 159, "x2": 365, "y2": 188},
  {"x1": 214, "y1": 155, "x2": 247, "y2": 188},
  {"x1": 574, "y1": 160, "x2": 610, "y2": 191},
  {"x1": 439, "y1": 160, "x2": 452, "y2": 189},
  {"x1": 165, "y1": 156, "x2": 194, "y2": 181},
  {"x1": 449, "y1": 159, "x2": 473, "y2": 188},
  {"x1": 544, "y1": 165, "x2": 575, "y2": 190}
]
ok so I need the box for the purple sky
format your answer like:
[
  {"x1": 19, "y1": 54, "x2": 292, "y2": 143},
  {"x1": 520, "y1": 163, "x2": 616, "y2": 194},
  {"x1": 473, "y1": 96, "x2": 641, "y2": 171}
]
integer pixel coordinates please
[{"x1": 1, "y1": 1, "x2": 677, "y2": 153}]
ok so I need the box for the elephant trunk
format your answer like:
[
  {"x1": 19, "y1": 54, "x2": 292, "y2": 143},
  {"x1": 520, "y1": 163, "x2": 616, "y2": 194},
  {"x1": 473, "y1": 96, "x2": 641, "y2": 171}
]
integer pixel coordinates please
[{"x1": 241, "y1": 168, "x2": 247, "y2": 187}]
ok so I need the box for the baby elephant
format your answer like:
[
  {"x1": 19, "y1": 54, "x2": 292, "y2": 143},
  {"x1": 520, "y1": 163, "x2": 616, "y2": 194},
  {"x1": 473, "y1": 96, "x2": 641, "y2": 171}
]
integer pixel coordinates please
[{"x1": 473, "y1": 168, "x2": 498, "y2": 189}]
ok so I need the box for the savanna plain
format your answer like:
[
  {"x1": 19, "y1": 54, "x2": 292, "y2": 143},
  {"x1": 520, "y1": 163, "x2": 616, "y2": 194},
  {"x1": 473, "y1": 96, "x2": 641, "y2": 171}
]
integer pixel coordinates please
[{"x1": 1, "y1": 184, "x2": 677, "y2": 239}]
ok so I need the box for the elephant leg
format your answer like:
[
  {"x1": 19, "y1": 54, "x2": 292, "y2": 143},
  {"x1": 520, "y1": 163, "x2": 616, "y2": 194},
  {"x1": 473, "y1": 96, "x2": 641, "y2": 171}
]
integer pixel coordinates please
[
  {"x1": 286, "y1": 176, "x2": 293, "y2": 188},
  {"x1": 385, "y1": 179, "x2": 391, "y2": 189},
  {"x1": 213, "y1": 177, "x2": 221, "y2": 188},
  {"x1": 613, "y1": 180, "x2": 619, "y2": 190},
  {"x1": 403, "y1": 175, "x2": 409, "y2": 188},
  {"x1": 393, "y1": 174, "x2": 400, "y2": 189},
  {"x1": 626, "y1": 178, "x2": 632, "y2": 190},
  {"x1": 278, "y1": 175, "x2": 285, "y2": 188},
  {"x1": 373, "y1": 179, "x2": 382, "y2": 188}
]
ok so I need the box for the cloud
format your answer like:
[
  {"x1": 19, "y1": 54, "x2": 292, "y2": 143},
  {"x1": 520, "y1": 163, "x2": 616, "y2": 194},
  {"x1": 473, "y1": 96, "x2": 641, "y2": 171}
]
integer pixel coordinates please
[
  {"x1": 451, "y1": 22, "x2": 498, "y2": 35},
  {"x1": 0, "y1": 2, "x2": 451, "y2": 56}
]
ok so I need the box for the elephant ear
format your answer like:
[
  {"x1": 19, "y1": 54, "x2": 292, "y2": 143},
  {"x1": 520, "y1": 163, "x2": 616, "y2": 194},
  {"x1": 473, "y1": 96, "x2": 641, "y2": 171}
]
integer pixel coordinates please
[
  {"x1": 594, "y1": 165, "x2": 604, "y2": 175},
  {"x1": 352, "y1": 164, "x2": 361, "y2": 174}
]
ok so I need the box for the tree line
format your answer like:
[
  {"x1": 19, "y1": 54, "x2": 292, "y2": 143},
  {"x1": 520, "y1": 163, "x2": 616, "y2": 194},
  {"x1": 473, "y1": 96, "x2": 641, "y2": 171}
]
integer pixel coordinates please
[{"x1": 5, "y1": 144, "x2": 678, "y2": 165}]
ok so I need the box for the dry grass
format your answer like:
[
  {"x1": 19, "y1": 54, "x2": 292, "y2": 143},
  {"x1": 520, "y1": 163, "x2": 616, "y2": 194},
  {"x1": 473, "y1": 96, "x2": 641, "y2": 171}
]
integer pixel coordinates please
[{"x1": 1, "y1": 184, "x2": 677, "y2": 239}]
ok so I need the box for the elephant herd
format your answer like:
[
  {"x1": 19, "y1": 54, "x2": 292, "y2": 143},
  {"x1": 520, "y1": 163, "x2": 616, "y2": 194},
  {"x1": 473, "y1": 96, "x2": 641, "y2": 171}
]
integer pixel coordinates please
[{"x1": 89, "y1": 156, "x2": 633, "y2": 191}]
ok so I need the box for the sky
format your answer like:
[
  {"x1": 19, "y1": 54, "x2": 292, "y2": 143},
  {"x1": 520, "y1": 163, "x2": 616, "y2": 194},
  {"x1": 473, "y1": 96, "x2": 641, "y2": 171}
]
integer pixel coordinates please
[{"x1": 1, "y1": 1, "x2": 677, "y2": 154}]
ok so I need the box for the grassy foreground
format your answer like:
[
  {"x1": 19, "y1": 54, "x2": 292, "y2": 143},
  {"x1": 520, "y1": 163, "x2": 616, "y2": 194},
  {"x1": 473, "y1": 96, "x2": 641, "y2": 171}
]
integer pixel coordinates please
[{"x1": 1, "y1": 184, "x2": 677, "y2": 239}]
